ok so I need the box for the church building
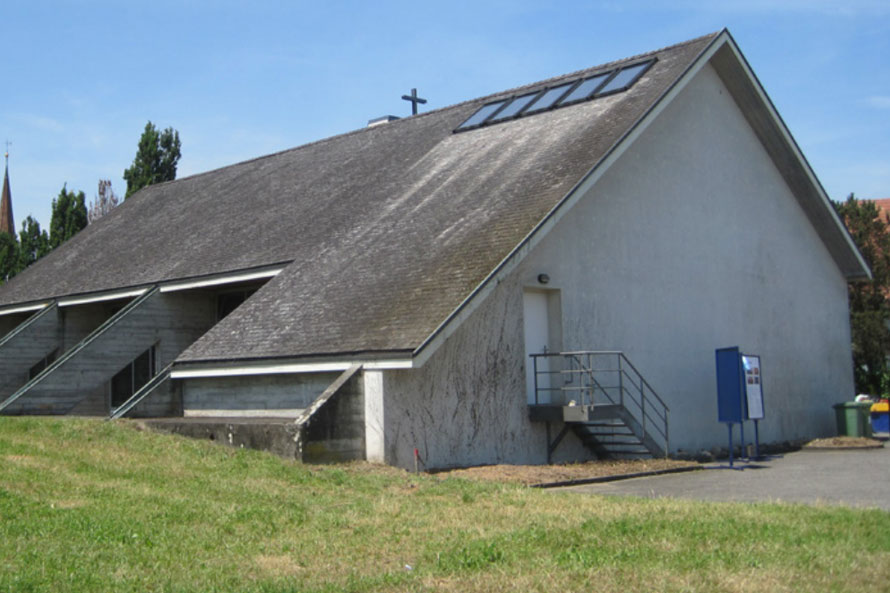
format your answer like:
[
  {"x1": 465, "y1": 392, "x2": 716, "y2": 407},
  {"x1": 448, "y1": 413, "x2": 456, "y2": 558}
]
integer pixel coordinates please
[{"x1": 0, "y1": 30, "x2": 868, "y2": 468}]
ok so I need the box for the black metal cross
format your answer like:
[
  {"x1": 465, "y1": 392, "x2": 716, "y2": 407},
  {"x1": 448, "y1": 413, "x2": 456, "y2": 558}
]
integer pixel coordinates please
[{"x1": 401, "y1": 88, "x2": 427, "y2": 116}]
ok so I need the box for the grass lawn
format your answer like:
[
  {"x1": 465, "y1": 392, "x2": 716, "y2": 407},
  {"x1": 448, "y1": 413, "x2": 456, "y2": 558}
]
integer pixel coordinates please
[{"x1": 1, "y1": 417, "x2": 888, "y2": 592}]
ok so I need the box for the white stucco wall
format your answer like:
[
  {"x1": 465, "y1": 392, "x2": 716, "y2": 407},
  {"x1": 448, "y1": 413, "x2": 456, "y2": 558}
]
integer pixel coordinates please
[
  {"x1": 381, "y1": 277, "x2": 589, "y2": 469},
  {"x1": 380, "y1": 62, "x2": 854, "y2": 467}
]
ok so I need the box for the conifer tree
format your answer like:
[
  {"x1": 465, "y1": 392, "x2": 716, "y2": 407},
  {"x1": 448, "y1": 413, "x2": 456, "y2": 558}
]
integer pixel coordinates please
[
  {"x1": 0, "y1": 231, "x2": 18, "y2": 283},
  {"x1": 123, "y1": 121, "x2": 181, "y2": 198},
  {"x1": 49, "y1": 185, "x2": 88, "y2": 249},
  {"x1": 17, "y1": 215, "x2": 50, "y2": 272}
]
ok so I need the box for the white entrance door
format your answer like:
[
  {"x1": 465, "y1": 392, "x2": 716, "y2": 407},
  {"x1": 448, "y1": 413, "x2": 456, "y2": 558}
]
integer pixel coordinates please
[{"x1": 524, "y1": 291, "x2": 551, "y2": 404}]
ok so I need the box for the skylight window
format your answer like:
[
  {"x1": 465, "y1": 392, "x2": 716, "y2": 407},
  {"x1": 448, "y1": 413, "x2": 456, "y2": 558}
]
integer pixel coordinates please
[
  {"x1": 558, "y1": 72, "x2": 611, "y2": 106},
  {"x1": 524, "y1": 82, "x2": 574, "y2": 114},
  {"x1": 454, "y1": 57, "x2": 656, "y2": 133},
  {"x1": 489, "y1": 91, "x2": 541, "y2": 122},
  {"x1": 596, "y1": 62, "x2": 652, "y2": 96},
  {"x1": 456, "y1": 100, "x2": 508, "y2": 130}
]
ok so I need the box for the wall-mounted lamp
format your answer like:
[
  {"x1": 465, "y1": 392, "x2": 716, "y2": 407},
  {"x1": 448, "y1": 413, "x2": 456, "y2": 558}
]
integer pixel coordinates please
[{"x1": 537, "y1": 273, "x2": 550, "y2": 285}]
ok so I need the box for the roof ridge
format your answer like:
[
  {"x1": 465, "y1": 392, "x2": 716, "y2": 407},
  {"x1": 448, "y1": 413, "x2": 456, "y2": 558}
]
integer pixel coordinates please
[
  {"x1": 137, "y1": 31, "x2": 722, "y2": 195},
  {"x1": 469, "y1": 30, "x2": 724, "y2": 103}
]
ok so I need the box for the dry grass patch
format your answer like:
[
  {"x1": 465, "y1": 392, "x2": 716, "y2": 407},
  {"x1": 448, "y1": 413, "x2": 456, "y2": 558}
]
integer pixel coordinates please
[
  {"x1": 3, "y1": 454, "x2": 49, "y2": 468},
  {"x1": 804, "y1": 436, "x2": 884, "y2": 448},
  {"x1": 253, "y1": 554, "x2": 305, "y2": 577},
  {"x1": 435, "y1": 458, "x2": 698, "y2": 485}
]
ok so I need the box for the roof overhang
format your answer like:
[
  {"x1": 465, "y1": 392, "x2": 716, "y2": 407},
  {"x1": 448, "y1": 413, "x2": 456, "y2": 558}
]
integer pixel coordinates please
[
  {"x1": 170, "y1": 357, "x2": 413, "y2": 378},
  {"x1": 159, "y1": 263, "x2": 285, "y2": 293},
  {"x1": 0, "y1": 301, "x2": 52, "y2": 317},
  {"x1": 0, "y1": 263, "x2": 289, "y2": 317},
  {"x1": 58, "y1": 287, "x2": 149, "y2": 307}
]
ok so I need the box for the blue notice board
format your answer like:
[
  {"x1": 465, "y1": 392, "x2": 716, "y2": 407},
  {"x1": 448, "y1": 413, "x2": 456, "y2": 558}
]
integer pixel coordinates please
[
  {"x1": 716, "y1": 346, "x2": 766, "y2": 422},
  {"x1": 716, "y1": 346, "x2": 745, "y2": 423}
]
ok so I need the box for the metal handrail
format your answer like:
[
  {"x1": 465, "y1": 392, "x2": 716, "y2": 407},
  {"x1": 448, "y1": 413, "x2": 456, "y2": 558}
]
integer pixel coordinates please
[
  {"x1": 530, "y1": 350, "x2": 670, "y2": 454},
  {"x1": 109, "y1": 362, "x2": 174, "y2": 420}
]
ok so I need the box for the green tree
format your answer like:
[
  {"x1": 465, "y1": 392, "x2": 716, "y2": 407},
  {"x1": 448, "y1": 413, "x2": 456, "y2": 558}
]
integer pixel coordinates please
[
  {"x1": 17, "y1": 215, "x2": 50, "y2": 273},
  {"x1": 0, "y1": 231, "x2": 18, "y2": 283},
  {"x1": 49, "y1": 185, "x2": 87, "y2": 249},
  {"x1": 834, "y1": 194, "x2": 890, "y2": 395},
  {"x1": 123, "y1": 121, "x2": 181, "y2": 198}
]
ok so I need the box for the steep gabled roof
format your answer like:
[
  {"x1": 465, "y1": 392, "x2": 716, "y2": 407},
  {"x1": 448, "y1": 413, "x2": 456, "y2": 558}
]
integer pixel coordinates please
[{"x1": 0, "y1": 30, "x2": 868, "y2": 366}]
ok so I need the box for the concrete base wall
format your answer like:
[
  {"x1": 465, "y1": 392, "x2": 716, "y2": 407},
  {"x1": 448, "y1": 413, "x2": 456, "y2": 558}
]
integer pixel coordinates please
[
  {"x1": 144, "y1": 418, "x2": 302, "y2": 458},
  {"x1": 182, "y1": 372, "x2": 338, "y2": 416},
  {"x1": 303, "y1": 374, "x2": 365, "y2": 463},
  {"x1": 170, "y1": 372, "x2": 365, "y2": 464}
]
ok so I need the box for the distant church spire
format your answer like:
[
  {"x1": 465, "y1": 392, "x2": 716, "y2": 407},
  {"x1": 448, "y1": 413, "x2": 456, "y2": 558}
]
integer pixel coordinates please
[{"x1": 0, "y1": 144, "x2": 13, "y2": 237}]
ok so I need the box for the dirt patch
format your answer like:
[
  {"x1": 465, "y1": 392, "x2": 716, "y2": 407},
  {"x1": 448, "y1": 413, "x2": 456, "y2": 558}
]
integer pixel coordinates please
[
  {"x1": 253, "y1": 554, "x2": 305, "y2": 577},
  {"x1": 432, "y1": 458, "x2": 699, "y2": 486},
  {"x1": 803, "y1": 436, "x2": 884, "y2": 449},
  {"x1": 4, "y1": 454, "x2": 49, "y2": 468}
]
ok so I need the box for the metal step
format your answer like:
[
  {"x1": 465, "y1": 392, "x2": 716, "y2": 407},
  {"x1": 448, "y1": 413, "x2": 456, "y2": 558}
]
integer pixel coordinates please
[
  {"x1": 585, "y1": 427, "x2": 634, "y2": 435},
  {"x1": 570, "y1": 413, "x2": 659, "y2": 460}
]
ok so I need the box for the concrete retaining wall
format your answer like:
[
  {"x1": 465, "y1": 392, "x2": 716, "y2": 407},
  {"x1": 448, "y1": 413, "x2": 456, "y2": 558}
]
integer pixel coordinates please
[
  {"x1": 303, "y1": 373, "x2": 365, "y2": 463},
  {"x1": 182, "y1": 372, "x2": 338, "y2": 416}
]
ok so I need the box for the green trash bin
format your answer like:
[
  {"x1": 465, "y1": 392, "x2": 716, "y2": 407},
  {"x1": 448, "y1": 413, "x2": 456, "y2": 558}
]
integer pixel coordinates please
[
  {"x1": 858, "y1": 402, "x2": 875, "y2": 438},
  {"x1": 833, "y1": 402, "x2": 874, "y2": 437}
]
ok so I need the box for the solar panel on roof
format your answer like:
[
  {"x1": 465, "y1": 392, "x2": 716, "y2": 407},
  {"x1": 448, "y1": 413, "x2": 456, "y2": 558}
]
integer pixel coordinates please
[{"x1": 454, "y1": 58, "x2": 656, "y2": 133}]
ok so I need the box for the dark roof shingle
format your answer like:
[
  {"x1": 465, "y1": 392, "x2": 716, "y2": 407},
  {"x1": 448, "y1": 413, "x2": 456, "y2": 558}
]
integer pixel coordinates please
[{"x1": 0, "y1": 33, "x2": 720, "y2": 361}]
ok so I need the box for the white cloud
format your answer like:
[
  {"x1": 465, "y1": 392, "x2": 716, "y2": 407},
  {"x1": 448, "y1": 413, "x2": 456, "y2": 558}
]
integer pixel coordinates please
[
  {"x1": 628, "y1": 0, "x2": 890, "y2": 16},
  {"x1": 866, "y1": 96, "x2": 890, "y2": 110},
  {"x1": 13, "y1": 113, "x2": 65, "y2": 133}
]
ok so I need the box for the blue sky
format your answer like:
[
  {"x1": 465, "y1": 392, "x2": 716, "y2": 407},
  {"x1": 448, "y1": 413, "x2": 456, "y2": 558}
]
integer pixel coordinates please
[{"x1": 2, "y1": 1, "x2": 888, "y2": 231}]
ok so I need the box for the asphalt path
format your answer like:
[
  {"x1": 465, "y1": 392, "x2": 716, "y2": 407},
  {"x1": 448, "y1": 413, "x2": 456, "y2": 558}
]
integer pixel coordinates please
[{"x1": 560, "y1": 445, "x2": 890, "y2": 510}]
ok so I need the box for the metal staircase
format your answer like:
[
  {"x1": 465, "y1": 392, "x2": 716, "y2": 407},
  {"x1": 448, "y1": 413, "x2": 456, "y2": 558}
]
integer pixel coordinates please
[{"x1": 528, "y1": 351, "x2": 669, "y2": 460}]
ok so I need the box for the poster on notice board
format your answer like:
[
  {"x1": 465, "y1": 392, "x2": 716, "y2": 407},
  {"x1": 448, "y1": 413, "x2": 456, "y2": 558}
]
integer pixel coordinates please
[{"x1": 741, "y1": 354, "x2": 764, "y2": 420}]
